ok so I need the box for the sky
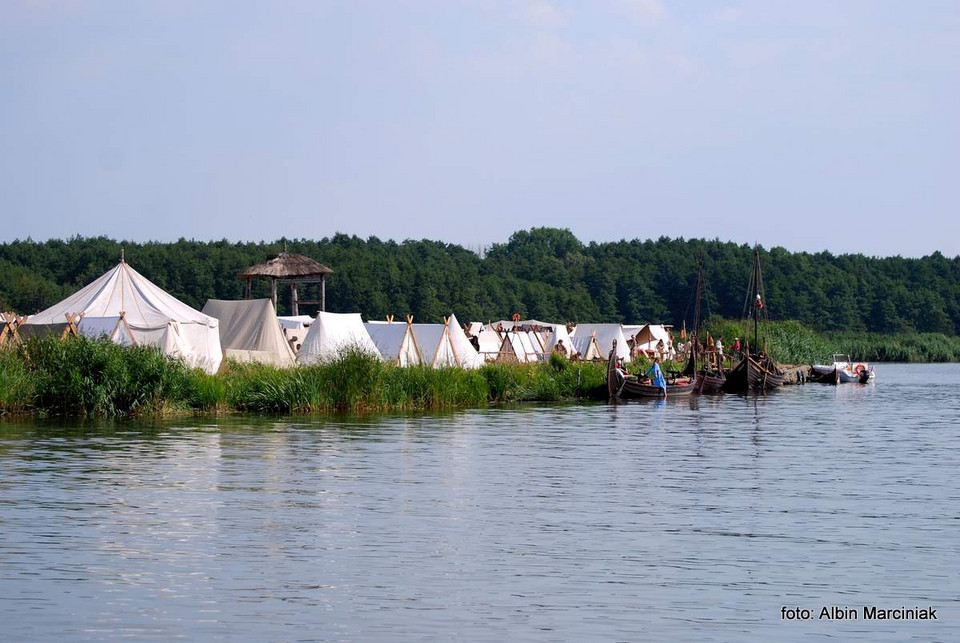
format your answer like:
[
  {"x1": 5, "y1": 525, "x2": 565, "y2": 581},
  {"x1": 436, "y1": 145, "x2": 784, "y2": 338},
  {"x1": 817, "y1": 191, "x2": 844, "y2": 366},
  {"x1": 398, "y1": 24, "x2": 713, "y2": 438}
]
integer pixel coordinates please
[{"x1": 2, "y1": 0, "x2": 959, "y2": 258}]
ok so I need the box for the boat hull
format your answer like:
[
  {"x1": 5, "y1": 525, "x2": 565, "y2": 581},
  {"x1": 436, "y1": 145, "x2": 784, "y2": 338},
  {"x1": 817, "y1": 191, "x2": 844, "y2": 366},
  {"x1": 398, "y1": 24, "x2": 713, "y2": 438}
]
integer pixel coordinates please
[
  {"x1": 809, "y1": 365, "x2": 839, "y2": 384},
  {"x1": 722, "y1": 355, "x2": 783, "y2": 393},
  {"x1": 617, "y1": 377, "x2": 696, "y2": 398},
  {"x1": 694, "y1": 370, "x2": 726, "y2": 394}
]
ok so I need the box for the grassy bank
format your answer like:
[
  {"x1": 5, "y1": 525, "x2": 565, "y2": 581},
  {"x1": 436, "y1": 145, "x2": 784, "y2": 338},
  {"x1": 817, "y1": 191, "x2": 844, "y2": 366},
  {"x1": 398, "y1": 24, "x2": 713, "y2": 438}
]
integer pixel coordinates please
[
  {"x1": 0, "y1": 336, "x2": 609, "y2": 418},
  {"x1": 4, "y1": 325, "x2": 958, "y2": 418}
]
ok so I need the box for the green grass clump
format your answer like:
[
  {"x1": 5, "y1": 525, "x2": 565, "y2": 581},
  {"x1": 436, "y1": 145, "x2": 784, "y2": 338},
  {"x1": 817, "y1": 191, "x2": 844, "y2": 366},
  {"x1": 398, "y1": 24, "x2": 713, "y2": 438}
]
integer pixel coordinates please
[
  {"x1": 0, "y1": 347, "x2": 34, "y2": 413},
  {"x1": 13, "y1": 335, "x2": 192, "y2": 417}
]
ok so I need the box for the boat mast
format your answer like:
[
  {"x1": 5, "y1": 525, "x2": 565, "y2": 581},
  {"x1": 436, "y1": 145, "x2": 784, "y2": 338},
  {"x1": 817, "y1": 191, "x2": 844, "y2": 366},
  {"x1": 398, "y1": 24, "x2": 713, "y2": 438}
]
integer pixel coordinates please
[
  {"x1": 693, "y1": 256, "x2": 703, "y2": 370},
  {"x1": 753, "y1": 249, "x2": 759, "y2": 352}
]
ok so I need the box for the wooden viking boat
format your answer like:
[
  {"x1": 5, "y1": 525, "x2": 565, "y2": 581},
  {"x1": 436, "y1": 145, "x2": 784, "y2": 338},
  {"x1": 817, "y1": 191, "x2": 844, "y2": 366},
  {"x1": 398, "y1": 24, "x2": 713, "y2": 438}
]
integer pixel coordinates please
[
  {"x1": 722, "y1": 248, "x2": 784, "y2": 393},
  {"x1": 608, "y1": 340, "x2": 696, "y2": 399}
]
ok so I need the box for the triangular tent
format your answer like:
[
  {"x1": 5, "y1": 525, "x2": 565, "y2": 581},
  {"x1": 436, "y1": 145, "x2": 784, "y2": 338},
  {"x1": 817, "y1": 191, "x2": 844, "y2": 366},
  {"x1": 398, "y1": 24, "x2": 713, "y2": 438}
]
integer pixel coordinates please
[
  {"x1": 202, "y1": 299, "x2": 297, "y2": 367},
  {"x1": 411, "y1": 322, "x2": 457, "y2": 368},
  {"x1": 364, "y1": 317, "x2": 423, "y2": 367},
  {"x1": 297, "y1": 311, "x2": 380, "y2": 364},
  {"x1": 569, "y1": 330, "x2": 603, "y2": 361},
  {"x1": 495, "y1": 329, "x2": 542, "y2": 363},
  {"x1": 21, "y1": 261, "x2": 223, "y2": 373},
  {"x1": 445, "y1": 313, "x2": 484, "y2": 369},
  {"x1": 573, "y1": 324, "x2": 630, "y2": 362}
]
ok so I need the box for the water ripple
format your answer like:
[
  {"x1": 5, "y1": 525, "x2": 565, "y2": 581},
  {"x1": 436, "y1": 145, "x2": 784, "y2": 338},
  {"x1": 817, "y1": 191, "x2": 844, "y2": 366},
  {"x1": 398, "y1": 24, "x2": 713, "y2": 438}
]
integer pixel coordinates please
[{"x1": 1, "y1": 365, "x2": 959, "y2": 641}]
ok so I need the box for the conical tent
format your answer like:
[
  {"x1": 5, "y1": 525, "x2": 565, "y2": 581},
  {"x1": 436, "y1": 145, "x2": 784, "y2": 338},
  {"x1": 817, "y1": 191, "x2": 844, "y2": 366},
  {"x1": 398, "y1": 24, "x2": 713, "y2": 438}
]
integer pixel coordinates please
[
  {"x1": 364, "y1": 318, "x2": 423, "y2": 366},
  {"x1": 202, "y1": 299, "x2": 296, "y2": 367},
  {"x1": 22, "y1": 261, "x2": 223, "y2": 373},
  {"x1": 297, "y1": 311, "x2": 380, "y2": 364}
]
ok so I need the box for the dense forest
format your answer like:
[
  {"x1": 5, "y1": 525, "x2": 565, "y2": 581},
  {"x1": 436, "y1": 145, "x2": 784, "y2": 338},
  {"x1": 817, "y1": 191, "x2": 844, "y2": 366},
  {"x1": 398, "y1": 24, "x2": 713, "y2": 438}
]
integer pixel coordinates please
[{"x1": 1, "y1": 228, "x2": 958, "y2": 336}]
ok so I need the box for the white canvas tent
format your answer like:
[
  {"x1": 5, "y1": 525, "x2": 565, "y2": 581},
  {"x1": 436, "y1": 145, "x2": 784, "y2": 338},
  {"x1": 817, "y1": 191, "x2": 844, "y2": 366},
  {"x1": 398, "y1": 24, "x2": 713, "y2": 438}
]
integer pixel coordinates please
[
  {"x1": 77, "y1": 315, "x2": 136, "y2": 346},
  {"x1": 446, "y1": 314, "x2": 484, "y2": 369},
  {"x1": 202, "y1": 299, "x2": 296, "y2": 367},
  {"x1": 21, "y1": 261, "x2": 223, "y2": 374},
  {"x1": 573, "y1": 324, "x2": 630, "y2": 362},
  {"x1": 569, "y1": 330, "x2": 603, "y2": 361},
  {"x1": 473, "y1": 324, "x2": 504, "y2": 361},
  {"x1": 412, "y1": 323, "x2": 457, "y2": 368},
  {"x1": 277, "y1": 315, "x2": 314, "y2": 355},
  {"x1": 411, "y1": 315, "x2": 483, "y2": 369},
  {"x1": 544, "y1": 323, "x2": 575, "y2": 356},
  {"x1": 364, "y1": 317, "x2": 423, "y2": 366},
  {"x1": 297, "y1": 311, "x2": 381, "y2": 364},
  {"x1": 495, "y1": 330, "x2": 543, "y2": 363},
  {"x1": 627, "y1": 324, "x2": 675, "y2": 358}
]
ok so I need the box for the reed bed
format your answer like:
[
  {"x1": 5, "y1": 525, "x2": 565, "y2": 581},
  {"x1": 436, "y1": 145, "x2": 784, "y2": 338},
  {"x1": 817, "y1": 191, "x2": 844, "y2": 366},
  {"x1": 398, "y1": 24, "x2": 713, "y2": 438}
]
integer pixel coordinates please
[
  {"x1": 703, "y1": 318, "x2": 960, "y2": 364},
  {"x1": 0, "y1": 337, "x2": 608, "y2": 418}
]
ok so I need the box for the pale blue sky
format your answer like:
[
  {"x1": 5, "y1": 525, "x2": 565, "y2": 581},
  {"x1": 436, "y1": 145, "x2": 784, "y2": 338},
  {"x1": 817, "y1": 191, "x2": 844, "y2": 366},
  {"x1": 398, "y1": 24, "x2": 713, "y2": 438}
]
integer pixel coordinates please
[{"x1": 2, "y1": 1, "x2": 958, "y2": 257}]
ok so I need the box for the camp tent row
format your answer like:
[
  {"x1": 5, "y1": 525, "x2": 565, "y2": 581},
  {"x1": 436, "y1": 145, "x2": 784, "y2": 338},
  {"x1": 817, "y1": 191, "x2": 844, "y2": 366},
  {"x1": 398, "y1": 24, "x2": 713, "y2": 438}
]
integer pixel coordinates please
[
  {"x1": 364, "y1": 313, "x2": 484, "y2": 369},
  {"x1": 9, "y1": 260, "x2": 675, "y2": 372}
]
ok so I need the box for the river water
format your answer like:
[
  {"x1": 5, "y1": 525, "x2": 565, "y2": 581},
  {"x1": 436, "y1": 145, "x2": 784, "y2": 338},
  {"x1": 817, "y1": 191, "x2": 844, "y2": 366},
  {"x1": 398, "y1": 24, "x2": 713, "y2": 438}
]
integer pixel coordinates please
[{"x1": 1, "y1": 364, "x2": 958, "y2": 641}]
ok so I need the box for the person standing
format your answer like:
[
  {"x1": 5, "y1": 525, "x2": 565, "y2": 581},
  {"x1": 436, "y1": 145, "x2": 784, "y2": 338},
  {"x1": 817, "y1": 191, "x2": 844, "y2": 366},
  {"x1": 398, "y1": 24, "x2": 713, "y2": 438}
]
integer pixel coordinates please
[{"x1": 645, "y1": 357, "x2": 667, "y2": 396}]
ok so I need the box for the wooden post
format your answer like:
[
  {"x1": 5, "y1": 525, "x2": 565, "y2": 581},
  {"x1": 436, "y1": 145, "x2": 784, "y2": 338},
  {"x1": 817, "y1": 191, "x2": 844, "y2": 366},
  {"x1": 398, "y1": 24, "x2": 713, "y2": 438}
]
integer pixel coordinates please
[
  {"x1": 291, "y1": 282, "x2": 299, "y2": 317},
  {"x1": 61, "y1": 313, "x2": 81, "y2": 340},
  {"x1": 270, "y1": 279, "x2": 278, "y2": 313},
  {"x1": 245, "y1": 277, "x2": 252, "y2": 299},
  {"x1": 321, "y1": 275, "x2": 326, "y2": 312}
]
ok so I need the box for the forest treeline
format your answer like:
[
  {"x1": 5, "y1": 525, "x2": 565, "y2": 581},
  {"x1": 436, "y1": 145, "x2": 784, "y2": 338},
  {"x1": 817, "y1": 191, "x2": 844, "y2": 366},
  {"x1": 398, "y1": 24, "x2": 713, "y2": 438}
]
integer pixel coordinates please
[{"x1": 1, "y1": 227, "x2": 958, "y2": 336}]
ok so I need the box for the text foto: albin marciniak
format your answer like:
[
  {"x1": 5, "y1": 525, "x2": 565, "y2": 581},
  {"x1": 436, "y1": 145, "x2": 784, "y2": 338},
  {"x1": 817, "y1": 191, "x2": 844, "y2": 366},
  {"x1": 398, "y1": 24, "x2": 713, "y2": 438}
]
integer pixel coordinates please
[{"x1": 782, "y1": 606, "x2": 938, "y2": 620}]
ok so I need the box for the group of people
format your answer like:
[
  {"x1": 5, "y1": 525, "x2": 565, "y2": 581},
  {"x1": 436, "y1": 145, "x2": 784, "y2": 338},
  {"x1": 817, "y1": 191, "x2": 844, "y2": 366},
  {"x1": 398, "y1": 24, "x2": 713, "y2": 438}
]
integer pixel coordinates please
[{"x1": 613, "y1": 356, "x2": 667, "y2": 394}]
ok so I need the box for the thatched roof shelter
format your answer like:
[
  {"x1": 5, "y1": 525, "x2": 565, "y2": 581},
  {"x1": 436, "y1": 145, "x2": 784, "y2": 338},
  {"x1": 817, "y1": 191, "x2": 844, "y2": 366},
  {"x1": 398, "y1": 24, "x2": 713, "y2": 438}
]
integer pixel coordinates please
[
  {"x1": 239, "y1": 253, "x2": 333, "y2": 280},
  {"x1": 239, "y1": 252, "x2": 333, "y2": 315}
]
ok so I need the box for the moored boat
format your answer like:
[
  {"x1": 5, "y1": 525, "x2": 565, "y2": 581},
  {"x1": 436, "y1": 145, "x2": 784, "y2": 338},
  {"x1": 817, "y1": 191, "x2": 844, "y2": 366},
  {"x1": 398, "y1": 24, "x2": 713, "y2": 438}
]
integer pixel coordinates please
[
  {"x1": 722, "y1": 248, "x2": 784, "y2": 393},
  {"x1": 808, "y1": 364, "x2": 839, "y2": 384},
  {"x1": 813, "y1": 354, "x2": 875, "y2": 383},
  {"x1": 723, "y1": 352, "x2": 784, "y2": 392},
  {"x1": 608, "y1": 340, "x2": 695, "y2": 399}
]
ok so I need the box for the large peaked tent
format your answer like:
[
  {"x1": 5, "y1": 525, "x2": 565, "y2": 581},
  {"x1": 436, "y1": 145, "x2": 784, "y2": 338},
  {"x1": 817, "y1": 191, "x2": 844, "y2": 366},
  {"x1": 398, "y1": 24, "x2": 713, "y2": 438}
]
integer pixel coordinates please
[
  {"x1": 297, "y1": 311, "x2": 380, "y2": 364},
  {"x1": 22, "y1": 261, "x2": 223, "y2": 373},
  {"x1": 202, "y1": 299, "x2": 296, "y2": 367}
]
